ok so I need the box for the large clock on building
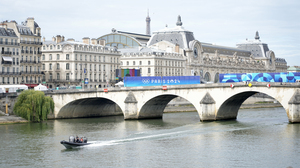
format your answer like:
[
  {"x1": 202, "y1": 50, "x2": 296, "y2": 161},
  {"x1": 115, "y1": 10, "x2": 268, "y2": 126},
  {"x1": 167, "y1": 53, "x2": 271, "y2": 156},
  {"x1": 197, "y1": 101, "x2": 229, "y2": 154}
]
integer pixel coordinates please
[{"x1": 193, "y1": 47, "x2": 198, "y2": 58}]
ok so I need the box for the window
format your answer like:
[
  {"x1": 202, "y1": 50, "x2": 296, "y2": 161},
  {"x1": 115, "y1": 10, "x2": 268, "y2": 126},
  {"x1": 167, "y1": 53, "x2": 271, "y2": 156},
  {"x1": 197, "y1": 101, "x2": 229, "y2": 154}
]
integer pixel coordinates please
[
  {"x1": 75, "y1": 54, "x2": 77, "y2": 60},
  {"x1": 57, "y1": 63, "x2": 60, "y2": 70},
  {"x1": 57, "y1": 45, "x2": 60, "y2": 49},
  {"x1": 50, "y1": 45, "x2": 52, "y2": 50},
  {"x1": 133, "y1": 61, "x2": 135, "y2": 65},
  {"x1": 49, "y1": 73, "x2": 52, "y2": 80},
  {"x1": 42, "y1": 64, "x2": 45, "y2": 70},
  {"x1": 57, "y1": 73, "x2": 60, "y2": 80},
  {"x1": 148, "y1": 68, "x2": 151, "y2": 73},
  {"x1": 80, "y1": 55, "x2": 82, "y2": 60},
  {"x1": 66, "y1": 63, "x2": 70, "y2": 70},
  {"x1": 90, "y1": 55, "x2": 91, "y2": 61},
  {"x1": 49, "y1": 63, "x2": 52, "y2": 70},
  {"x1": 49, "y1": 54, "x2": 52, "y2": 60},
  {"x1": 85, "y1": 55, "x2": 87, "y2": 61},
  {"x1": 57, "y1": 54, "x2": 60, "y2": 60},
  {"x1": 140, "y1": 61, "x2": 142, "y2": 65},
  {"x1": 127, "y1": 61, "x2": 129, "y2": 65},
  {"x1": 75, "y1": 64, "x2": 77, "y2": 70},
  {"x1": 66, "y1": 54, "x2": 69, "y2": 60},
  {"x1": 66, "y1": 73, "x2": 69, "y2": 80},
  {"x1": 42, "y1": 54, "x2": 45, "y2": 60},
  {"x1": 103, "y1": 56, "x2": 105, "y2": 62}
]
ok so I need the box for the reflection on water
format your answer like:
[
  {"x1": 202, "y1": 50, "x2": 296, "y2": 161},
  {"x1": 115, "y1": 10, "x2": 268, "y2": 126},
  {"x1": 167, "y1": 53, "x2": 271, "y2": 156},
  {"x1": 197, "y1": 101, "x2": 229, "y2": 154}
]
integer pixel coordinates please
[{"x1": 0, "y1": 107, "x2": 299, "y2": 168}]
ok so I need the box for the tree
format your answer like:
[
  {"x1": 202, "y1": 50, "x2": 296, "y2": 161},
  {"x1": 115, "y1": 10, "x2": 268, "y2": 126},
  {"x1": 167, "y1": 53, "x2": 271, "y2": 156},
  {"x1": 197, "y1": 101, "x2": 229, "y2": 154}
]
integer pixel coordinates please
[{"x1": 13, "y1": 90, "x2": 54, "y2": 122}]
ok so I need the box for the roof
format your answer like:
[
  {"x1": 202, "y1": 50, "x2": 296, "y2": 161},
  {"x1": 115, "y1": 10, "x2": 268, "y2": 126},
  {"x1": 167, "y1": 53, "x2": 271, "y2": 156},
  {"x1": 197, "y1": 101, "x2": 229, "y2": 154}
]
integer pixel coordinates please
[
  {"x1": 0, "y1": 27, "x2": 17, "y2": 37},
  {"x1": 17, "y1": 25, "x2": 34, "y2": 35},
  {"x1": 148, "y1": 26, "x2": 195, "y2": 49},
  {"x1": 287, "y1": 66, "x2": 300, "y2": 71},
  {"x1": 202, "y1": 43, "x2": 251, "y2": 53},
  {"x1": 119, "y1": 47, "x2": 166, "y2": 54},
  {"x1": 43, "y1": 40, "x2": 117, "y2": 51}
]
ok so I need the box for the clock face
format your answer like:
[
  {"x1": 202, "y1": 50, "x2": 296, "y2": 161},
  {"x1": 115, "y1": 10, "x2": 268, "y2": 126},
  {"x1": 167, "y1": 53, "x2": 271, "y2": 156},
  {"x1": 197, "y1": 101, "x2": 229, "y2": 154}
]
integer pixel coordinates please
[{"x1": 193, "y1": 47, "x2": 198, "y2": 58}]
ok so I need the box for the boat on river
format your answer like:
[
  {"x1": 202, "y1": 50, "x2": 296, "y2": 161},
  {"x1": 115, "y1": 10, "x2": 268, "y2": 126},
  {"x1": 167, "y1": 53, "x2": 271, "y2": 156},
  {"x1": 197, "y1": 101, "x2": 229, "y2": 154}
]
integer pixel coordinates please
[{"x1": 60, "y1": 136, "x2": 91, "y2": 149}]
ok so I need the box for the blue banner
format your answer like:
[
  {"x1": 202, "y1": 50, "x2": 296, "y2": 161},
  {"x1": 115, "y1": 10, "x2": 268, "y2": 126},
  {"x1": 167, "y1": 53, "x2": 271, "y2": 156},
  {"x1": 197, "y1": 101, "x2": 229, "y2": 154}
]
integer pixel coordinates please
[
  {"x1": 219, "y1": 72, "x2": 300, "y2": 83},
  {"x1": 124, "y1": 76, "x2": 200, "y2": 87},
  {"x1": 84, "y1": 78, "x2": 89, "y2": 84}
]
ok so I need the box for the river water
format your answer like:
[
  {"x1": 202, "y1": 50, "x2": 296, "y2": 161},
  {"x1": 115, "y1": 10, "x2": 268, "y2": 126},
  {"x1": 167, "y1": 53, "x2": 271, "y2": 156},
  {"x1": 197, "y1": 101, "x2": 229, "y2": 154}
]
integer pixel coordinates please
[{"x1": 0, "y1": 107, "x2": 299, "y2": 168}]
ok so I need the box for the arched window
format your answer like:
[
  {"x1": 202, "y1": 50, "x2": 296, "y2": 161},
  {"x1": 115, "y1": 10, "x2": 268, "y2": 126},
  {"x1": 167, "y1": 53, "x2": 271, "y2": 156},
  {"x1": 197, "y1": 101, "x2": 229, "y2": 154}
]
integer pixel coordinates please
[
  {"x1": 214, "y1": 73, "x2": 219, "y2": 83},
  {"x1": 204, "y1": 72, "x2": 210, "y2": 82}
]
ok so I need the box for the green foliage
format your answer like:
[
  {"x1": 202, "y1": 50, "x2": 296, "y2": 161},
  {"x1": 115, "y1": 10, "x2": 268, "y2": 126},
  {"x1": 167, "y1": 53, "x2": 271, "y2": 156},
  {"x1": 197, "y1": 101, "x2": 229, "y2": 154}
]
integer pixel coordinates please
[{"x1": 13, "y1": 90, "x2": 54, "y2": 122}]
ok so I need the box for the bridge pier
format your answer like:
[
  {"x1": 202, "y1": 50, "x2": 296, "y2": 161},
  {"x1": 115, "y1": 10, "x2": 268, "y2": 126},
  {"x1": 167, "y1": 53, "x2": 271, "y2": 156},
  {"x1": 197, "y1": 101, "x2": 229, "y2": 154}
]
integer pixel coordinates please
[
  {"x1": 124, "y1": 92, "x2": 139, "y2": 120},
  {"x1": 288, "y1": 90, "x2": 300, "y2": 123},
  {"x1": 199, "y1": 93, "x2": 216, "y2": 121}
]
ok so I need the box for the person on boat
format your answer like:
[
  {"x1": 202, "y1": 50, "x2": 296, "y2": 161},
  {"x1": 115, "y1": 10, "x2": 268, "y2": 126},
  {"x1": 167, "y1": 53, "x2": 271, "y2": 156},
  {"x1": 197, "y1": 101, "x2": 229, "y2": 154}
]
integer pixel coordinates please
[
  {"x1": 80, "y1": 137, "x2": 83, "y2": 143},
  {"x1": 75, "y1": 136, "x2": 80, "y2": 143}
]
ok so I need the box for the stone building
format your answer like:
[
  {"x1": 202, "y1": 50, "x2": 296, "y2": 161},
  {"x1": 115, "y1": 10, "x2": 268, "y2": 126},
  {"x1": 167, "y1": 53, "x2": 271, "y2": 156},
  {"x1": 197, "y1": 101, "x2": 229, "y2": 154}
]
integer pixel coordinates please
[
  {"x1": 0, "y1": 24, "x2": 19, "y2": 84},
  {"x1": 1, "y1": 18, "x2": 43, "y2": 87},
  {"x1": 120, "y1": 16, "x2": 287, "y2": 82},
  {"x1": 41, "y1": 35, "x2": 121, "y2": 89}
]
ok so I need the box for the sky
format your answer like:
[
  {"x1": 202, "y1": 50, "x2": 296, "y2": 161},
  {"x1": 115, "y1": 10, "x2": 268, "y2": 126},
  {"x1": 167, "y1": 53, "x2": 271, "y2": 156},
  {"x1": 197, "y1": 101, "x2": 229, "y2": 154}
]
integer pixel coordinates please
[{"x1": 0, "y1": 0, "x2": 299, "y2": 66}]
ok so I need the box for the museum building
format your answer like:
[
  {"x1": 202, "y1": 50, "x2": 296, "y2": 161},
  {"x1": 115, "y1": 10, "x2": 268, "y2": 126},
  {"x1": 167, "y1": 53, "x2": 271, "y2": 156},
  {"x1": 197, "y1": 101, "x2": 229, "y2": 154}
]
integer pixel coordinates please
[{"x1": 117, "y1": 15, "x2": 287, "y2": 82}]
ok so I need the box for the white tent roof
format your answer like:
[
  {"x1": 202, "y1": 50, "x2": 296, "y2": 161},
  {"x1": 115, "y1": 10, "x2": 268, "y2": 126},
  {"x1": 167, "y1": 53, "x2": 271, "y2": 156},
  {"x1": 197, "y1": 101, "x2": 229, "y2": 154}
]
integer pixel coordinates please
[
  {"x1": 115, "y1": 81, "x2": 124, "y2": 86},
  {"x1": 34, "y1": 84, "x2": 48, "y2": 91}
]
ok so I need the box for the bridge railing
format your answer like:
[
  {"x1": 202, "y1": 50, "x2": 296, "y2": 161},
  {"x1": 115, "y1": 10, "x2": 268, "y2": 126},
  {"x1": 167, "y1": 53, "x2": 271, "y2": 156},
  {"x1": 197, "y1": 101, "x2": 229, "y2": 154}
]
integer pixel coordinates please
[{"x1": 43, "y1": 82, "x2": 300, "y2": 95}]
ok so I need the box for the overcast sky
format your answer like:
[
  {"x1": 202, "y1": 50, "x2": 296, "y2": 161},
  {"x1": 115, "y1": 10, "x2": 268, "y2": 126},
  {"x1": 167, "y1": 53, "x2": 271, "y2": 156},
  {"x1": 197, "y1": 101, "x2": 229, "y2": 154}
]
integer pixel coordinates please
[{"x1": 1, "y1": 0, "x2": 299, "y2": 66}]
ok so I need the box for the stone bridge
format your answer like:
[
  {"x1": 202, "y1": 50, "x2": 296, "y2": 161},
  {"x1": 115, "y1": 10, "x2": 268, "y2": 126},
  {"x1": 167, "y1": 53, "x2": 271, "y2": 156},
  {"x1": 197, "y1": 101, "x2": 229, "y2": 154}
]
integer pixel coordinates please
[{"x1": 48, "y1": 82, "x2": 300, "y2": 123}]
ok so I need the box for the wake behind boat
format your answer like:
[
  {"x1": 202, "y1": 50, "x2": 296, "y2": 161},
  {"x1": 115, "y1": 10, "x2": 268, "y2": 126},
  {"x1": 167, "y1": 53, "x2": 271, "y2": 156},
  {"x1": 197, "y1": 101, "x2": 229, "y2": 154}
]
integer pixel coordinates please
[{"x1": 60, "y1": 136, "x2": 91, "y2": 149}]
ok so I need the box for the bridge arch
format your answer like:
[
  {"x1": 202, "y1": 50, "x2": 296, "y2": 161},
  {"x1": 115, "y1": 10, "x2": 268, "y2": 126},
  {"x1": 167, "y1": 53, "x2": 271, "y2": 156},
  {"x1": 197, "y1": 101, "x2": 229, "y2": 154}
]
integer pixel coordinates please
[
  {"x1": 216, "y1": 90, "x2": 285, "y2": 121},
  {"x1": 56, "y1": 97, "x2": 123, "y2": 119},
  {"x1": 138, "y1": 94, "x2": 197, "y2": 119}
]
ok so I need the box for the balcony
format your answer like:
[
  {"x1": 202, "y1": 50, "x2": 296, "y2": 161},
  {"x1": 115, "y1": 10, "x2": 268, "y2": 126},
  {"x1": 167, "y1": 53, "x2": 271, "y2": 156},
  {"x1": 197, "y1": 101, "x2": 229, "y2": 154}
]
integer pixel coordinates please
[
  {"x1": 34, "y1": 51, "x2": 42, "y2": 55},
  {"x1": 1, "y1": 51, "x2": 12, "y2": 55},
  {"x1": 47, "y1": 79, "x2": 82, "y2": 83},
  {"x1": 0, "y1": 41, "x2": 19, "y2": 46},
  {"x1": 23, "y1": 80, "x2": 41, "y2": 84},
  {"x1": 20, "y1": 71, "x2": 44, "y2": 75},
  {"x1": 20, "y1": 60, "x2": 41, "y2": 64},
  {"x1": 1, "y1": 61, "x2": 12, "y2": 65},
  {"x1": 20, "y1": 40, "x2": 43, "y2": 45},
  {"x1": 0, "y1": 72, "x2": 21, "y2": 75}
]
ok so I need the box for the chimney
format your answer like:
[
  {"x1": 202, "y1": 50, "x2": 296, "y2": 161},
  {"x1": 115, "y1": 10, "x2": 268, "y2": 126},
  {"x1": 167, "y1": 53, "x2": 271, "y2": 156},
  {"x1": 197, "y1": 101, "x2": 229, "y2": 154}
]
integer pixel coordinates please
[
  {"x1": 26, "y1": 17, "x2": 35, "y2": 34},
  {"x1": 67, "y1": 38, "x2": 75, "y2": 42},
  {"x1": 56, "y1": 35, "x2": 61, "y2": 43},
  {"x1": 43, "y1": 37, "x2": 45, "y2": 42},
  {"x1": 52, "y1": 36, "x2": 56, "y2": 42},
  {"x1": 82, "y1": 37, "x2": 90, "y2": 44},
  {"x1": 62, "y1": 36, "x2": 65, "y2": 42},
  {"x1": 99, "y1": 39, "x2": 106, "y2": 46},
  {"x1": 91, "y1": 38, "x2": 97, "y2": 45},
  {"x1": 0, "y1": 23, "x2": 7, "y2": 30}
]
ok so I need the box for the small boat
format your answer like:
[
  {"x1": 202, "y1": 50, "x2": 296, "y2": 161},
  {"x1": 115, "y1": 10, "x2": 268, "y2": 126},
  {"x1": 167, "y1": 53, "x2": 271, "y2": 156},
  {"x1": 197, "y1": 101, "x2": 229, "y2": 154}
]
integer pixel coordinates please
[{"x1": 60, "y1": 136, "x2": 91, "y2": 149}]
